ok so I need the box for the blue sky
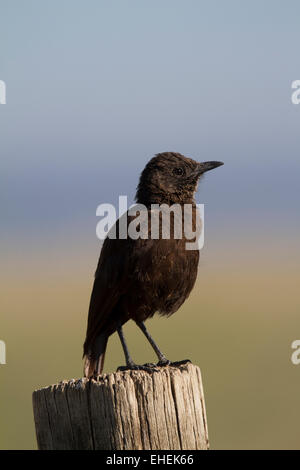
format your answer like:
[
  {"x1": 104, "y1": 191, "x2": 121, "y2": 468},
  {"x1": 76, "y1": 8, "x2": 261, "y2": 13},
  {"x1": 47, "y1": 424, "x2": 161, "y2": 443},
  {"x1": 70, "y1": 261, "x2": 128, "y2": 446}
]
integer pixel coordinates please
[{"x1": 1, "y1": 1, "x2": 300, "y2": 251}]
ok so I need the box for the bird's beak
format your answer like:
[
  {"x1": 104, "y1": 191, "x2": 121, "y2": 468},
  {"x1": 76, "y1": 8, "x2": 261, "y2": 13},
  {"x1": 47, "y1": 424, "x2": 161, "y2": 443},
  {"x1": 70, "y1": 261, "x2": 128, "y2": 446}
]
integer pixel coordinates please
[{"x1": 196, "y1": 161, "x2": 224, "y2": 175}]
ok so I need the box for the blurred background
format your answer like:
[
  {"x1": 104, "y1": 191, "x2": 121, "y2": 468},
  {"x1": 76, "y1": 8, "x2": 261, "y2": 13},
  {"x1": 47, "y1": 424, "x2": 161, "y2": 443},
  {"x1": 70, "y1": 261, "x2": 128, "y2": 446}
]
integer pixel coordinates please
[{"x1": 1, "y1": 0, "x2": 300, "y2": 449}]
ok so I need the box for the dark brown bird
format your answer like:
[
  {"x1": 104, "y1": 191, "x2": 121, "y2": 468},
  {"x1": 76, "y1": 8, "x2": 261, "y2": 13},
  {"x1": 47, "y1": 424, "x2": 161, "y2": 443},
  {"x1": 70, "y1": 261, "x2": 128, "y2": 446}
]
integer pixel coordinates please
[{"x1": 83, "y1": 152, "x2": 223, "y2": 377}]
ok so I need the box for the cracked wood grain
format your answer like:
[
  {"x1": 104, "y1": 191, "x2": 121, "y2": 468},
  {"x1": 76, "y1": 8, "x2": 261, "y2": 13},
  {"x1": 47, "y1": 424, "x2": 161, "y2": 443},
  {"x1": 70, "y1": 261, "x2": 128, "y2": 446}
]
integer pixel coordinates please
[{"x1": 32, "y1": 363, "x2": 209, "y2": 450}]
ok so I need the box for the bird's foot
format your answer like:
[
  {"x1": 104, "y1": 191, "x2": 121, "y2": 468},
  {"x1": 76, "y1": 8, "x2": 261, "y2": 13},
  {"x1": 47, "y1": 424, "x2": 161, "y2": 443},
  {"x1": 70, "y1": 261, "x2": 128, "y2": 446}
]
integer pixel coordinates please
[
  {"x1": 143, "y1": 362, "x2": 158, "y2": 368},
  {"x1": 156, "y1": 357, "x2": 171, "y2": 367},
  {"x1": 156, "y1": 358, "x2": 192, "y2": 368},
  {"x1": 170, "y1": 359, "x2": 192, "y2": 367},
  {"x1": 117, "y1": 362, "x2": 158, "y2": 373}
]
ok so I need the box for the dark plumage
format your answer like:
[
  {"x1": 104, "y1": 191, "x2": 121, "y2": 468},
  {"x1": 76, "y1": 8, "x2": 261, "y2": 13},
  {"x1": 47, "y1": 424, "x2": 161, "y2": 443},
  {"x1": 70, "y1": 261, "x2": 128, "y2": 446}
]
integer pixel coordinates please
[{"x1": 83, "y1": 152, "x2": 223, "y2": 377}]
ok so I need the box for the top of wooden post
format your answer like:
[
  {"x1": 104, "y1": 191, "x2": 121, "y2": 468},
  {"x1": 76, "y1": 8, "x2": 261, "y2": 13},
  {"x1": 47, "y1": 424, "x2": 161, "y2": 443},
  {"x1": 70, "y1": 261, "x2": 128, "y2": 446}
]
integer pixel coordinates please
[{"x1": 33, "y1": 362, "x2": 209, "y2": 450}]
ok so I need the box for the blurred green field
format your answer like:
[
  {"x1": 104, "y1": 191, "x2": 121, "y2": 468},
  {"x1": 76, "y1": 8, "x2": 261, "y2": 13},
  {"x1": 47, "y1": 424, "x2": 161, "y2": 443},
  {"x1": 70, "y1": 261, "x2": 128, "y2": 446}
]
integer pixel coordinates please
[{"x1": 1, "y1": 242, "x2": 300, "y2": 449}]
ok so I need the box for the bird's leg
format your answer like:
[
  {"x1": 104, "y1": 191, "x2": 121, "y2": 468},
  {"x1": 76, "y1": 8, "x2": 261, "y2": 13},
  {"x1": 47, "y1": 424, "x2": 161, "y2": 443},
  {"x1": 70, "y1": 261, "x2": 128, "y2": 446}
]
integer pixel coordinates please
[
  {"x1": 117, "y1": 325, "x2": 158, "y2": 372},
  {"x1": 117, "y1": 325, "x2": 135, "y2": 368},
  {"x1": 136, "y1": 321, "x2": 171, "y2": 366}
]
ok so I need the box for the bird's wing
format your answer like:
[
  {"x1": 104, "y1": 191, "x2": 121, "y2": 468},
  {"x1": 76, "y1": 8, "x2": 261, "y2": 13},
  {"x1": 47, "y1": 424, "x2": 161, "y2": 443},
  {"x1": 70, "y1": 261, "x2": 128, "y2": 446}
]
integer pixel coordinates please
[
  {"x1": 83, "y1": 208, "x2": 154, "y2": 356},
  {"x1": 83, "y1": 233, "x2": 133, "y2": 357}
]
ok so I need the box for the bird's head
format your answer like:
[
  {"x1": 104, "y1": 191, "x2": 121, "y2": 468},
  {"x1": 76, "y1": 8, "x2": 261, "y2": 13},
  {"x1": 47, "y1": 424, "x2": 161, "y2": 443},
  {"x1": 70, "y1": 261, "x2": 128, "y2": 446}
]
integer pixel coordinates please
[{"x1": 135, "y1": 152, "x2": 223, "y2": 205}]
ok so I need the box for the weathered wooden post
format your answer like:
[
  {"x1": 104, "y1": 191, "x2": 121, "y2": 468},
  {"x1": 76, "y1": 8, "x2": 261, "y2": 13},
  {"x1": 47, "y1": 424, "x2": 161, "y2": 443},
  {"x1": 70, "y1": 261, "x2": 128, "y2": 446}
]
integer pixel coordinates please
[{"x1": 32, "y1": 362, "x2": 209, "y2": 450}]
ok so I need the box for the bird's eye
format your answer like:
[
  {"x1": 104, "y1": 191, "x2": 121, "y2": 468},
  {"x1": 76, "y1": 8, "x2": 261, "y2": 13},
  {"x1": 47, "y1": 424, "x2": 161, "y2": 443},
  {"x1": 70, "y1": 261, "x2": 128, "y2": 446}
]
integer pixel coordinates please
[{"x1": 173, "y1": 167, "x2": 184, "y2": 176}]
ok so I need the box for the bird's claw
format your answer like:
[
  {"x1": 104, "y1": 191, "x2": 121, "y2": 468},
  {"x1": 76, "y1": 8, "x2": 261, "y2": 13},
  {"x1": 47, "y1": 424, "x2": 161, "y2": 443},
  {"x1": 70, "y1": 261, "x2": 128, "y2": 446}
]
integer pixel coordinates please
[
  {"x1": 117, "y1": 363, "x2": 159, "y2": 373},
  {"x1": 157, "y1": 358, "x2": 171, "y2": 367},
  {"x1": 117, "y1": 359, "x2": 191, "y2": 373},
  {"x1": 170, "y1": 359, "x2": 191, "y2": 366},
  {"x1": 143, "y1": 362, "x2": 157, "y2": 368},
  {"x1": 156, "y1": 358, "x2": 192, "y2": 367}
]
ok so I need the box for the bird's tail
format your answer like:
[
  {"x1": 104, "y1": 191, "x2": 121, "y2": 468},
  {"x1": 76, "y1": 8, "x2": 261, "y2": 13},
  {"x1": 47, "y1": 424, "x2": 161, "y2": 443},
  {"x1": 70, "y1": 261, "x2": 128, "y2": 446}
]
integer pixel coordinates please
[{"x1": 83, "y1": 334, "x2": 108, "y2": 378}]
